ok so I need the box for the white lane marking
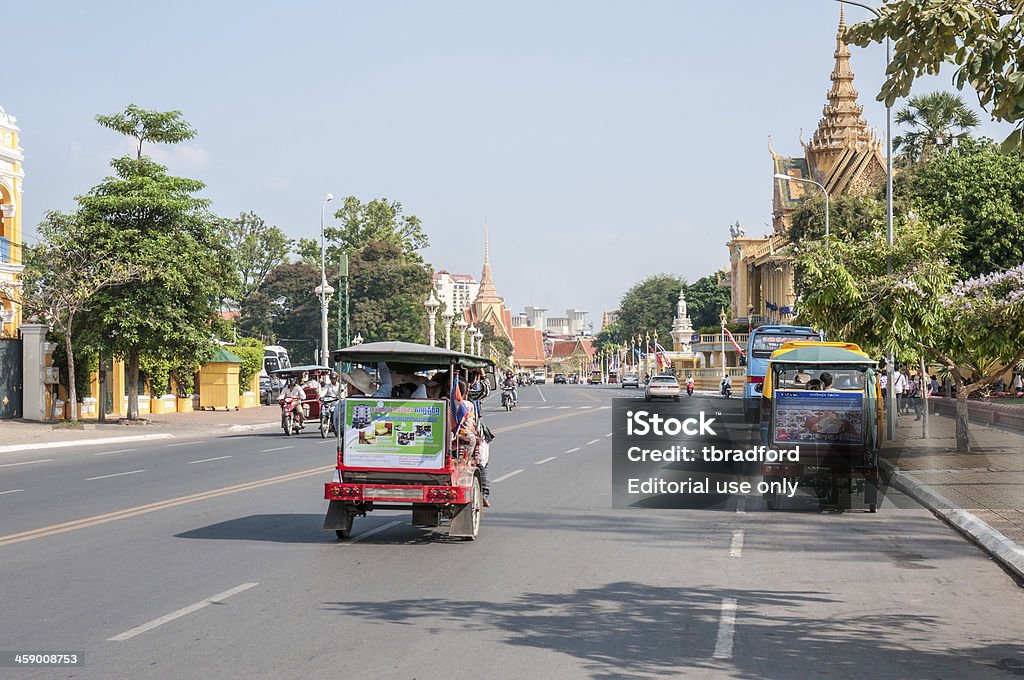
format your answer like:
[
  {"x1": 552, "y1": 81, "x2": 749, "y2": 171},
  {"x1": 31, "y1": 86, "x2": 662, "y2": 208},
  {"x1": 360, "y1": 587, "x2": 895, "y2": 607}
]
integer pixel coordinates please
[
  {"x1": 320, "y1": 439, "x2": 338, "y2": 444},
  {"x1": 93, "y1": 448, "x2": 138, "y2": 456},
  {"x1": 576, "y1": 405, "x2": 592, "y2": 409},
  {"x1": 261, "y1": 446, "x2": 294, "y2": 452},
  {"x1": 0, "y1": 459, "x2": 54, "y2": 468},
  {"x1": 736, "y1": 497, "x2": 746, "y2": 514},
  {"x1": 166, "y1": 441, "x2": 205, "y2": 448},
  {"x1": 491, "y1": 469, "x2": 524, "y2": 484},
  {"x1": 713, "y1": 598, "x2": 738, "y2": 659},
  {"x1": 585, "y1": 439, "x2": 601, "y2": 446},
  {"x1": 729, "y1": 529, "x2": 745, "y2": 557},
  {"x1": 536, "y1": 406, "x2": 552, "y2": 410},
  {"x1": 556, "y1": 406, "x2": 571, "y2": 410},
  {"x1": 348, "y1": 520, "x2": 403, "y2": 544},
  {"x1": 535, "y1": 456, "x2": 556, "y2": 465},
  {"x1": 87, "y1": 469, "x2": 146, "y2": 481},
  {"x1": 536, "y1": 386, "x2": 546, "y2": 402},
  {"x1": 108, "y1": 582, "x2": 259, "y2": 641},
  {"x1": 565, "y1": 447, "x2": 581, "y2": 454},
  {"x1": 599, "y1": 406, "x2": 611, "y2": 410},
  {"x1": 186, "y1": 455, "x2": 233, "y2": 465},
  {"x1": 604, "y1": 432, "x2": 613, "y2": 437},
  {"x1": 0, "y1": 489, "x2": 24, "y2": 496},
  {"x1": 0, "y1": 433, "x2": 174, "y2": 454}
]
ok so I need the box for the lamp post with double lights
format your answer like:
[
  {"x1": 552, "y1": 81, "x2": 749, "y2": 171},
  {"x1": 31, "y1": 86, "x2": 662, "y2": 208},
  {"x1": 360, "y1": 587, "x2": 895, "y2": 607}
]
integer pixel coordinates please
[
  {"x1": 425, "y1": 293, "x2": 440, "y2": 346},
  {"x1": 442, "y1": 310, "x2": 454, "y2": 349},
  {"x1": 474, "y1": 329, "x2": 484, "y2": 357},
  {"x1": 457, "y1": 319, "x2": 469, "y2": 353}
]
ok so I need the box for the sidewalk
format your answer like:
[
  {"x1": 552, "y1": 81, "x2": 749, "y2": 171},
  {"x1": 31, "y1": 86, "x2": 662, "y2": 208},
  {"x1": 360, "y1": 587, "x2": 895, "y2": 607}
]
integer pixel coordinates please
[
  {"x1": 881, "y1": 409, "x2": 1024, "y2": 583},
  {"x1": 0, "y1": 405, "x2": 279, "y2": 452}
]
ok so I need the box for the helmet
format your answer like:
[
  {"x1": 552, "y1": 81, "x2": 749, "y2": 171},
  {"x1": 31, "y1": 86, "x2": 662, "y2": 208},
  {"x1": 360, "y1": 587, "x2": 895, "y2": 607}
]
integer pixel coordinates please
[{"x1": 330, "y1": 372, "x2": 339, "y2": 381}]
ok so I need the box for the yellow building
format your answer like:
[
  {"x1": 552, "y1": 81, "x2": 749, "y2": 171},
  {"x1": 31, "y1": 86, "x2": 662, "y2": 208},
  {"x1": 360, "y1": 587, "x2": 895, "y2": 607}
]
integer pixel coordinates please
[
  {"x1": 727, "y1": 7, "x2": 885, "y2": 325},
  {"x1": 0, "y1": 105, "x2": 25, "y2": 337}
]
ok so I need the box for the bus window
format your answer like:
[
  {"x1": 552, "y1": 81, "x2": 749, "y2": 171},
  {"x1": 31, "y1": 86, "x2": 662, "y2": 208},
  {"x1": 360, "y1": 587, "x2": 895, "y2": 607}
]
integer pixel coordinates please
[{"x1": 743, "y1": 326, "x2": 823, "y2": 423}]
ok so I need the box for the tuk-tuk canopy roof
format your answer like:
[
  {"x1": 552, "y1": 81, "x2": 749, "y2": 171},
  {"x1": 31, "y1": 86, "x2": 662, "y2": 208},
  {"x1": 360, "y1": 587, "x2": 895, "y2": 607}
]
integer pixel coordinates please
[
  {"x1": 271, "y1": 364, "x2": 332, "y2": 376},
  {"x1": 769, "y1": 341, "x2": 876, "y2": 366},
  {"x1": 333, "y1": 341, "x2": 494, "y2": 370}
]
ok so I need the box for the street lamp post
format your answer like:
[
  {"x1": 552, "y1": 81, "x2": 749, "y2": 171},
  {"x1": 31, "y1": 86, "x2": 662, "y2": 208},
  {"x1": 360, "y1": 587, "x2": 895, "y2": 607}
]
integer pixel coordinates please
[
  {"x1": 457, "y1": 319, "x2": 468, "y2": 353},
  {"x1": 474, "y1": 329, "x2": 483, "y2": 356},
  {"x1": 774, "y1": 174, "x2": 830, "y2": 239},
  {"x1": 442, "y1": 310, "x2": 454, "y2": 349},
  {"x1": 837, "y1": 0, "x2": 896, "y2": 440},
  {"x1": 644, "y1": 332, "x2": 651, "y2": 379},
  {"x1": 318, "y1": 193, "x2": 334, "y2": 365},
  {"x1": 719, "y1": 310, "x2": 727, "y2": 381},
  {"x1": 425, "y1": 293, "x2": 440, "y2": 346}
]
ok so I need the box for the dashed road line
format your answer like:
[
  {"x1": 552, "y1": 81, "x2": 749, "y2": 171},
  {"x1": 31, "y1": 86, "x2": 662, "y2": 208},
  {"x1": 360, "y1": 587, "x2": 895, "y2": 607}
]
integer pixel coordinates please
[
  {"x1": 187, "y1": 455, "x2": 233, "y2": 465},
  {"x1": 585, "y1": 439, "x2": 601, "y2": 446},
  {"x1": 260, "y1": 446, "x2": 294, "y2": 453},
  {"x1": 713, "y1": 598, "x2": 738, "y2": 659},
  {"x1": 347, "y1": 520, "x2": 404, "y2": 544},
  {"x1": 535, "y1": 456, "x2": 556, "y2": 465},
  {"x1": 604, "y1": 432, "x2": 612, "y2": 437},
  {"x1": 166, "y1": 441, "x2": 205, "y2": 448},
  {"x1": 93, "y1": 448, "x2": 139, "y2": 456},
  {"x1": 565, "y1": 447, "x2": 581, "y2": 454},
  {"x1": 576, "y1": 406, "x2": 592, "y2": 410},
  {"x1": 0, "y1": 489, "x2": 24, "y2": 496},
  {"x1": 87, "y1": 469, "x2": 146, "y2": 481},
  {"x1": 491, "y1": 469, "x2": 524, "y2": 484},
  {"x1": 536, "y1": 386, "x2": 547, "y2": 402},
  {"x1": 557, "y1": 406, "x2": 571, "y2": 410},
  {"x1": 0, "y1": 459, "x2": 54, "y2": 468},
  {"x1": 108, "y1": 582, "x2": 259, "y2": 641},
  {"x1": 729, "y1": 529, "x2": 744, "y2": 557},
  {"x1": 736, "y1": 497, "x2": 746, "y2": 514},
  {"x1": 536, "y1": 406, "x2": 552, "y2": 410}
]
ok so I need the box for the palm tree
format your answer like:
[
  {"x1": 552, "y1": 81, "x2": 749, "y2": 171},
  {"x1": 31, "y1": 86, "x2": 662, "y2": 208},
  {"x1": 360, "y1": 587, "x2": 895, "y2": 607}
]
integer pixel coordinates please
[{"x1": 894, "y1": 91, "x2": 981, "y2": 164}]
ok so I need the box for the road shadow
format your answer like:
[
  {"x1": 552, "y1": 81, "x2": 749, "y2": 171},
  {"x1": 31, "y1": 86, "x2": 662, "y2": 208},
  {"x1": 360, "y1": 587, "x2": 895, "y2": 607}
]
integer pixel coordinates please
[
  {"x1": 175, "y1": 514, "x2": 335, "y2": 544},
  {"x1": 322, "y1": 581, "x2": 1024, "y2": 679}
]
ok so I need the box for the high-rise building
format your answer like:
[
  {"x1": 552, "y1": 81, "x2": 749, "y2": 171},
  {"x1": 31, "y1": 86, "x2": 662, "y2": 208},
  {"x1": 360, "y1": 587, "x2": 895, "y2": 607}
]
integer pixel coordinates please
[{"x1": 432, "y1": 270, "x2": 479, "y2": 317}]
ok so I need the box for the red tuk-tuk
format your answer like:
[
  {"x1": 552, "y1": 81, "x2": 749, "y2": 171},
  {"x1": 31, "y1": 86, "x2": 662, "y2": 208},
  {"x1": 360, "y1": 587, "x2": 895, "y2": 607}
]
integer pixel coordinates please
[
  {"x1": 323, "y1": 342, "x2": 496, "y2": 540},
  {"x1": 271, "y1": 364, "x2": 332, "y2": 418}
]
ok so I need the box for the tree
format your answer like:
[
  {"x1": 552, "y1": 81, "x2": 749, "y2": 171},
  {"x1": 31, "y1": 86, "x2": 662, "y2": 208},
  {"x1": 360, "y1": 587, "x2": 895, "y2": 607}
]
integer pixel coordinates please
[
  {"x1": 616, "y1": 275, "x2": 685, "y2": 345},
  {"x1": 845, "y1": 1, "x2": 1024, "y2": 152},
  {"x1": 21, "y1": 212, "x2": 144, "y2": 421},
  {"x1": 901, "y1": 138, "x2": 1024, "y2": 277},
  {"x1": 478, "y1": 321, "x2": 513, "y2": 365},
  {"x1": 685, "y1": 273, "x2": 734, "y2": 331},
  {"x1": 225, "y1": 211, "x2": 291, "y2": 303},
  {"x1": 348, "y1": 240, "x2": 432, "y2": 344},
  {"x1": 240, "y1": 262, "x2": 321, "y2": 363},
  {"x1": 894, "y1": 91, "x2": 981, "y2": 164},
  {"x1": 81, "y1": 105, "x2": 237, "y2": 419},
  {"x1": 296, "y1": 196, "x2": 429, "y2": 266}
]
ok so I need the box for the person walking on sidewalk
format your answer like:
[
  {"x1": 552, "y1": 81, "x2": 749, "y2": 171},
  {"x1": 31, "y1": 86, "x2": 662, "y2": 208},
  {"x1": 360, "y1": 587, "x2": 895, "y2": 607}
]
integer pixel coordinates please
[{"x1": 891, "y1": 367, "x2": 909, "y2": 416}]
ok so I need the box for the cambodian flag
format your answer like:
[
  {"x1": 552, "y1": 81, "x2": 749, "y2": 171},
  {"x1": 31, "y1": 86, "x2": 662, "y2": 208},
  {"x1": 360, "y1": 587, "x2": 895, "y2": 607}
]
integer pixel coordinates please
[{"x1": 723, "y1": 328, "x2": 746, "y2": 357}]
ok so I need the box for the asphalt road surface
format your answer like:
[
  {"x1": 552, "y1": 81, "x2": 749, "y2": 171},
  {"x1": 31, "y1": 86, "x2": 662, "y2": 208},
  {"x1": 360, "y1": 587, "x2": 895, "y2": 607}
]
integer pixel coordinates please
[{"x1": 1, "y1": 385, "x2": 1023, "y2": 679}]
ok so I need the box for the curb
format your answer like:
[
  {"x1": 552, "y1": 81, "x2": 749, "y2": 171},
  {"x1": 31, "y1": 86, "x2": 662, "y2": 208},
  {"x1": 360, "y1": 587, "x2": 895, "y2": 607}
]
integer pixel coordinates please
[
  {"x1": 880, "y1": 459, "x2": 1024, "y2": 584},
  {"x1": 0, "y1": 433, "x2": 176, "y2": 454}
]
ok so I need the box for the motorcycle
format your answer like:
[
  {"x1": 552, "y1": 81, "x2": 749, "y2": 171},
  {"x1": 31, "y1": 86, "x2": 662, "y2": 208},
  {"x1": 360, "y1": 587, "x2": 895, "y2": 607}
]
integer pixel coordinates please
[
  {"x1": 686, "y1": 383, "x2": 694, "y2": 397},
  {"x1": 501, "y1": 386, "x2": 517, "y2": 411},
  {"x1": 279, "y1": 395, "x2": 304, "y2": 436},
  {"x1": 320, "y1": 397, "x2": 338, "y2": 438},
  {"x1": 721, "y1": 382, "x2": 732, "y2": 398}
]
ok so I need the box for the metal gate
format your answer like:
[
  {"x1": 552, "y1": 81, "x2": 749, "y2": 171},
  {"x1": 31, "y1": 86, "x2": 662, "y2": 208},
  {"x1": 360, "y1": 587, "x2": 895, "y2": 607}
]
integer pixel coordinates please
[{"x1": 0, "y1": 338, "x2": 22, "y2": 419}]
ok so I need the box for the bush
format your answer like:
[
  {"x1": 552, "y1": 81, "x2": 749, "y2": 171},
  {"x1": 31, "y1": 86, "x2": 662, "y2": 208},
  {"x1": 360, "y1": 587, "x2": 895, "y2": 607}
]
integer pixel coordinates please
[{"x1": 228, "y1": 337, "x2": 265, "y2": 395}]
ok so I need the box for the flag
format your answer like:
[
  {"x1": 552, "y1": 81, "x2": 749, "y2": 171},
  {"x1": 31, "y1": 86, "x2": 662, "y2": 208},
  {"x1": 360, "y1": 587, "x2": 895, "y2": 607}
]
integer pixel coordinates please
[
  {"x1": 723, "y1": 329, "x2": 746, "y2": 357},
  {"x1": 654, "y1": 342, "x2": 672, "y2": 369},
  {"x1": 450, "y1": 376, "x2": 468, "y2": 430}
]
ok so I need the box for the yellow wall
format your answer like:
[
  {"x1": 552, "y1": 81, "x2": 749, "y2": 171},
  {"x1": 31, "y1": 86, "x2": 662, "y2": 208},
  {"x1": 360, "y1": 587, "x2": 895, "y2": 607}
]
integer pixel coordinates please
[{"x1": 0, "y1": 108, "x2": 25, "y2": 338}]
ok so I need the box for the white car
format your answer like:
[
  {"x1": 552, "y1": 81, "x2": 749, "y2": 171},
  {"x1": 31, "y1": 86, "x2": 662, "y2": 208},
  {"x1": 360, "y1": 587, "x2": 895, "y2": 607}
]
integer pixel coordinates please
[
  {"x1": 645, "y1": 375, "x2": 681, "y2": 402},
  {"x1": 621, "y1": 373, "x2": 640, "y2": 388},
  {"x1": 533, "y1": 370, "x2": 547, "y2": 384}
]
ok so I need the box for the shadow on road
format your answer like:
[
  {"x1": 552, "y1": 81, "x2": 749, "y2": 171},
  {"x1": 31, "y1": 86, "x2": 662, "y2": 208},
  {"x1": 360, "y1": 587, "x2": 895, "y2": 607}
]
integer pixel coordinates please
[
  {"x1": 322, "y1": 581, "x2": 1024, "y2": 679},
  {"x1": 174, "y1": 514, "x2": 334, "y2": 543}
]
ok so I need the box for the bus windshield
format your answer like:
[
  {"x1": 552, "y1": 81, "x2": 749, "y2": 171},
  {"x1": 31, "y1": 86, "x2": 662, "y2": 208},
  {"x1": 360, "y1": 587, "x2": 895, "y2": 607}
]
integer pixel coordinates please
[{"x1": 746, "y1": 326, "x2": 823, "y2": 376}]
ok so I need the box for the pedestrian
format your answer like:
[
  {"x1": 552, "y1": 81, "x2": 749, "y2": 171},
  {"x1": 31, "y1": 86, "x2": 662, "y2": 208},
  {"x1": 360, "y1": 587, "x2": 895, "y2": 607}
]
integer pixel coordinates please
[
  {"x1": 909, "y1": 373, "x2": 922, "y2": 420},
  {"x1": 880, "y1": 370, "x2": 888, "y2": 403},
  {"x1": 891, "y1": 367, "x2": 909, "y2": 416},
  {"x1": 1014, "y1": 372, "x2": 1024, "y2": 395}
]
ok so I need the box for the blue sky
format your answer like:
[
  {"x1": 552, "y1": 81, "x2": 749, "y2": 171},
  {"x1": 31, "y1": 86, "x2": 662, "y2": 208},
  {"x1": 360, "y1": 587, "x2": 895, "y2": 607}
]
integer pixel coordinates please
[{"x1": 5, "y1": 1, "x2": 1012, "y2": 329}]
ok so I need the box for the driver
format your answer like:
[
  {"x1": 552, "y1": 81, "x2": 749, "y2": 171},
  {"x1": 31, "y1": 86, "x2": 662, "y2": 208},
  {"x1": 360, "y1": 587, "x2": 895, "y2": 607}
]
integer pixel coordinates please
[
  {"x1": 721, "y1": 373, "x2": 732, "y2": 393},
  {"x1": 280, "y1": 378, "x2": 306, "y2": 428},
  {"x1": 686, "y1": 374, "x2": 695, "y2": 389},
  {"x1": 502, "y1": 370, "x2": 518, "y2": 404},
  {"x1": 320, "y1": 373, "x2": 341, "y2": 401}
]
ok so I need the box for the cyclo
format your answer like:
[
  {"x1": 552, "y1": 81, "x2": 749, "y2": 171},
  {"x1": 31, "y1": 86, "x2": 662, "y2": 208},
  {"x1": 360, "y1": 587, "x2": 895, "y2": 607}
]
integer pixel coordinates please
[
  {"x1": 323, "y1": 341, "x2": 496, "y2": 541},
  {"x1": 271, "y1": 365, "x2": 332, "y2": 436},
  {"x1": 757, "y1": 341, "x2": 883, "y2": 512}
]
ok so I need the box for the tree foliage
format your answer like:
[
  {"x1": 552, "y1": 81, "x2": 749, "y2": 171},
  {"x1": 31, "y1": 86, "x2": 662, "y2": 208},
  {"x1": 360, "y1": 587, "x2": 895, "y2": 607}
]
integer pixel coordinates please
[
  {"x1": 296, "y1": 196, "x2": 429, "y2": 266},
  {"x1": 894, "y1": 91, "x2": 981, "y2": 164},
  {"x1": 685, "y1": 272, "x2": 734, "y2": 331},
  {"x1": 348, "y1": 240, "x2": 432, "y2": 344},
  {"x1": 845, "y1": 1, "x2": 1024, "y2": 152},
  {"x1": 478, "y1": 321, "x2": 513, "y2": 365},
  {"x1": 225, "y1": 211, "x2": 291, "y2": 303},
  {"x1": 789, "y1": 194, "x2": 886, "y2": 246},
  {"x1": 238, "y1": 262, "x2": 321, "y2": 363},
  {"x1": 616, "y1": 274, "x2": 685, "y2": 345},
  {"x1": 226, "y1": 337, "x2": 265, "y2": 395}
]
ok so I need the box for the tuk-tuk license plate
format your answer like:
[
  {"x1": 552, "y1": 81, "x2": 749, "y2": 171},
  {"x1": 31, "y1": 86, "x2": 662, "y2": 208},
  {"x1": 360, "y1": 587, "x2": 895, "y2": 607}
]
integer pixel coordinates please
[{"x1": 364, "y1": 487, "x2": 424, "y2": 500}]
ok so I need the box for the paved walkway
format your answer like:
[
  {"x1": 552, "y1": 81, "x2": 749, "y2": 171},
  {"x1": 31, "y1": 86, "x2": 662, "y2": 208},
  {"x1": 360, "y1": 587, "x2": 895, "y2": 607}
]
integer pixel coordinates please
[
  {"x1": 0, "y1": 405, "x2": 279, "y2": 450},
  {"x1": 881, "y1": 409, "x2": 1024, "y2": 580}
]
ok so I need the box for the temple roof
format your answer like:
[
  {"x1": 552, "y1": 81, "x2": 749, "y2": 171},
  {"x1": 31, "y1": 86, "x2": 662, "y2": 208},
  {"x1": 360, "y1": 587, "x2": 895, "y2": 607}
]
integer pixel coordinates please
[{"x1": 474, "y1": 223, "x2": 503, "y2": 305}]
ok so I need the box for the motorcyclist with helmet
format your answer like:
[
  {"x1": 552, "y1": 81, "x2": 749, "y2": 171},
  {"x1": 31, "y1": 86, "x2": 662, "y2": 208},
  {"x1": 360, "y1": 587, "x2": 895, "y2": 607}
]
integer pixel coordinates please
[
  {"x1": 502, "y1": 370, "x2": 518, "y2": 406},
  {"x1": 280, "y1": 377, "x2": 306, "y2": 428}
]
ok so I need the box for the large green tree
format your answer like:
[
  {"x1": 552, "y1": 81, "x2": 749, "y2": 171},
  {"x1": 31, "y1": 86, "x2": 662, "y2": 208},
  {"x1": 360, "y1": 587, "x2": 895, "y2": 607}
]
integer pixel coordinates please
[
  {"x1": 296, "y1": 196, "x2": 429, "y2": 266},
  {"x1": 81, "y1": 105, "x2": 236, "y2": 419},
  {"x1": 846, "y1": 1, "x2": 1024, "y2": 152},
  {"x1": 616, "y1": 274, "x2": 685, "y2": 346},
  {"x1": 685, "y1": 272, "x2": 734, "y2": 331},
  {"x1": 348, "y1": 240, "x2": 432, "y2": 344},
  {"x1": 239, "y1": 262, "x2": 321, "y2": 363},
  {"x1": 225, "y1": 211, "x2": 291, "y2": 304},
  {"x1": 894, "y1": 91, "x2": 981, "y2": 164}
]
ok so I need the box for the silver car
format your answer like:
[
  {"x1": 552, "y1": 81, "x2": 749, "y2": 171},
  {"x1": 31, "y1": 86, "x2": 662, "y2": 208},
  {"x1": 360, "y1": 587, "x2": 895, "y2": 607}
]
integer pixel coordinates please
[
  {"x1": 644, "y1": 375, "x2": 681, "y2": 402},
  {"x1": 621, "y1": 373, "x2": 640, "y2": 388}
]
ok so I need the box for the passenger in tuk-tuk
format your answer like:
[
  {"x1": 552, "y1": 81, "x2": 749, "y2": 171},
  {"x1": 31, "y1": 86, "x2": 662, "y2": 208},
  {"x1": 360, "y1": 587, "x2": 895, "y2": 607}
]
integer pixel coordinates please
[{"x1": 452, "y1": 375, "x2": 491, "y2": 507}]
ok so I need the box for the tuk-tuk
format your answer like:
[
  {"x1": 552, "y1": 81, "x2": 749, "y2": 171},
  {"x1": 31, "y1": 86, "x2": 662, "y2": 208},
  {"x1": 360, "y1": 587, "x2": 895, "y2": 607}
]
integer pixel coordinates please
[
  {"x1": 323, "y1": 341, "x2": 496, "y2": 540},
  {"x1": 270, "y1": 364, "x2": 332, "y2": 419},
  {"x1": 758, "y1": 341, "x2": 883, "y2": 512}
]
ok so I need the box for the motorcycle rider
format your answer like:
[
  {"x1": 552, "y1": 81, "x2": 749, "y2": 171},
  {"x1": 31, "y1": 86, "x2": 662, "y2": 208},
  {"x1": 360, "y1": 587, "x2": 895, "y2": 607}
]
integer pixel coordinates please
[
  {"x1": 502, "y1": 370, "x2": 518, "y2": 406},
  {"x1": 686, "y1": 374, "x2": 695, "y2": 395},
  {"x1": 280, "y1": 377, "x2": 306, "y2": 428},
  {"x1": 720, "y1": 373, "x2": 732, "y2": 397}
]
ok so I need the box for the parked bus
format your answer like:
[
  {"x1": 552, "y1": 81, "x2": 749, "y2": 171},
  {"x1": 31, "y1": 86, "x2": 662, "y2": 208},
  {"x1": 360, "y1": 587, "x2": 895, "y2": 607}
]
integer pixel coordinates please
[{"x1": 744, "y1": 325, "x2": 823, "y2": 422}]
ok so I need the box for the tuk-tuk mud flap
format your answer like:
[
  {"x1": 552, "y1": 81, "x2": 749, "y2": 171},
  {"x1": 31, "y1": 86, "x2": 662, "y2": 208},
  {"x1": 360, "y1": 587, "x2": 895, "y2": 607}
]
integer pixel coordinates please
[
  {"x1": 323, "y1": 500, "x2": 356, "y2": 531},
  {"x1": 448, "y1": 477, "x2": 481, "y2": 539}
]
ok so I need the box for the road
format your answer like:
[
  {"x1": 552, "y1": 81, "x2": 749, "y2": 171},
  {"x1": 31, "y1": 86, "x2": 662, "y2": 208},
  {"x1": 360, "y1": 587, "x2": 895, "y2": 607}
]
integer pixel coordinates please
[{"x1": 1, "y1": 384, "x2": 1022, "y2": 679}]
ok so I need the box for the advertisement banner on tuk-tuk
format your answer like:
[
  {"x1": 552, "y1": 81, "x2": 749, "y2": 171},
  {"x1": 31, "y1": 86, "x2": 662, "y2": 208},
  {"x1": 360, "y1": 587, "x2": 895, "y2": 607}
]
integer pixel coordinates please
[
  {"x1": 343, "y1": 398, "x2": 446, "y2": 469},
  {"x1": 772, "y1": 390, "x2": 863, "y2": 445}
]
